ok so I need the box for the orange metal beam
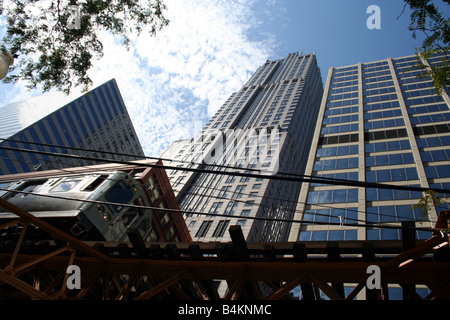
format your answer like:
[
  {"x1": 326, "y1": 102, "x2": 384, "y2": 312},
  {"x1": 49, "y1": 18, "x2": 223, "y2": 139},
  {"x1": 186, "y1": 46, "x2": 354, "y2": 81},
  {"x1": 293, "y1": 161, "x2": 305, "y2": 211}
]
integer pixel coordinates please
[
  {"x1": 134, "y1": 269, "x2": 189, "y2": 300},
  {"x1": 0, "y1": 198, "x2": 109, "y2": 262},
  {"x1": 0, "y1": 200, "x2": 449, "y2": 300}
]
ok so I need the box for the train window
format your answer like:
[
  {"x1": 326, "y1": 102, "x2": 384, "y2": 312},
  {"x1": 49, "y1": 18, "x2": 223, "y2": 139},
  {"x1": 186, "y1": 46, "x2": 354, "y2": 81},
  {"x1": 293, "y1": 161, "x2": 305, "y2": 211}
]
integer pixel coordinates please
[
  {"x1": 153, "y1": 187, "x2": 161, "y2": 201},
  {"x1": 9, "y1": 180, "x2": 46, "y2": 198},
  {"x1": 52, "y1": 177, "x2": 84, "y2": 192},
  {"x1": 160, "y1": 213, "x2": 170, "y2": 228},
  {"x1": 166, "y1": 225, "x2": 175, "y2": 240},
  {"x1": 149, "y1": 175, "x2": 157, "y2": 188},
  {"x1": 146, "y1": 229, "x2": 158, "y2": 242},
  {"x1": 0, "y1": 182, "x2": 12, "y2": 198},
  {"x1": 81, "y1": 175, "x2": 108, "y2": 191},
  {"x1": 105, "y1": 181, "x2": 133, "y2": 212}
]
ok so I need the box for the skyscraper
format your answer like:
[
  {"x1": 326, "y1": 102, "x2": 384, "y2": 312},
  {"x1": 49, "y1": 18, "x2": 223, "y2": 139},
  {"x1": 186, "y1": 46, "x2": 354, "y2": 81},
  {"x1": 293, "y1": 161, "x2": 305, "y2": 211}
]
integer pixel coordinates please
[
  {"x1": 162, "y1": 52, "x2": 324, "y2": 243},
  {"x1": 0, "y1": 79, "x2": 145, "y2": 174},
  {"x1": 288, "y1": 52, "x2": 450, "y2": 244}
]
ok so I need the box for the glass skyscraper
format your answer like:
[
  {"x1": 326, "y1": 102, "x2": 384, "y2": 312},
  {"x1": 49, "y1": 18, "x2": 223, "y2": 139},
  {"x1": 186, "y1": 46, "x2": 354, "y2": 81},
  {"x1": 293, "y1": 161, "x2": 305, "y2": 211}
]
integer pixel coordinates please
[
  {"x1": 0, "y1": 79, "x2": 145, "y2": 175},
  {"x1": 289, "y1": 52, "x2": 450, "y2": 243},
  {"x1": 162, "y1": 52, "x2": 324, "y2": 243}
]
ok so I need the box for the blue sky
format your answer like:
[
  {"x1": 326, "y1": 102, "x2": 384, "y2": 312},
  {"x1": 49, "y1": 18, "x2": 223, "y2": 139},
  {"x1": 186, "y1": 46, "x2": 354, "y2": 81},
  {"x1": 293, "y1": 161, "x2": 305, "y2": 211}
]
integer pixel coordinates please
[
  {"x1": 0, "y1": 0, "x2": 448, "y2": 157},
  {"x1": 258, "y1": 0, "x2": 447, "y2": 80}
]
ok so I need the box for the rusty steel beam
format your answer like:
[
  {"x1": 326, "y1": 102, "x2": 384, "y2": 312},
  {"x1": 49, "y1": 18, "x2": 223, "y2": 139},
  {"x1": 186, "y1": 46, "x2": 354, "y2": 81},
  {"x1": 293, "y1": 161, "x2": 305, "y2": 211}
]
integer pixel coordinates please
[
  {"x1": 265, "y1": 273, "x2": 308, "y2": 300},
  {"x1": 2, "y1": 253, "x2": 448, "y2": 283},
  {"x1": 384, "y1": 234, "x2": 448, "y2": 273},
  {"x1": 0, "y1": 200, "x2": 449, "y2": 300},
  {"x1": 134, "y1": 269, "x2": 190, "y2": 300},
  {"x1": 0, "y1": 269, "x2": 52, "y2": 300},
  {"x1": 0, "y1": 253, "x2": 448, "y2": 300},
  {"x1": 0, "y1": 198, "x2": 109, "y2": 262}
]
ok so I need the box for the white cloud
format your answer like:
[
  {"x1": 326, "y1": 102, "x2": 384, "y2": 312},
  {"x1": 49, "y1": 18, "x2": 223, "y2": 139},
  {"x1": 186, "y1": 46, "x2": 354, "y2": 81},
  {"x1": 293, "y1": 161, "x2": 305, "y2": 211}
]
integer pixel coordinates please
[
  {"x1": 86, "y1": 0, "x2": 274, "y2": 157},
  {"x1": 1, "y1": 0, "x2": 275, "y2": 158}
]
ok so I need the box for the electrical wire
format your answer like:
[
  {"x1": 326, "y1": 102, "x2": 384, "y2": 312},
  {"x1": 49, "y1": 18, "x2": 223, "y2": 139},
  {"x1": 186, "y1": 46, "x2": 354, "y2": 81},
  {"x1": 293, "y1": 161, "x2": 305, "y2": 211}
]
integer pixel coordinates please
[
  {"x1": 0, "y1": 152, "x2": 414, "y2": 223},
  {"x1": 0, "y1": 187, "x2": 436, "y2": 233},
  {"x1": 0, "y1": 140, "x2": 445, "y2": 226},
  {"x1": 0, "y1": 147, "x2": 441, "y2": 226},
  {"x1": 1, "y1": 143, "x2": 450, "y2": 195},
  {"x1": 0, "y1": 137, "x2": 265, "y2": 174}
]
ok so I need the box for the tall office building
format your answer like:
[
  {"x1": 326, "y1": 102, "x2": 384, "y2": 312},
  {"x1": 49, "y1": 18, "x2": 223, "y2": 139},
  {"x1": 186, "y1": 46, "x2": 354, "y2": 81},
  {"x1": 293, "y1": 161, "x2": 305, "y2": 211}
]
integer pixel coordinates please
[
  {"x1": 289, "y1": 52, "x2": 450, "y2": 244},
  {"x1": 162, "y1": 52, "x2": 324, "y2": 243},
  {"x1": 0, "y1": 79, "x2": 145, "y2": 174}
]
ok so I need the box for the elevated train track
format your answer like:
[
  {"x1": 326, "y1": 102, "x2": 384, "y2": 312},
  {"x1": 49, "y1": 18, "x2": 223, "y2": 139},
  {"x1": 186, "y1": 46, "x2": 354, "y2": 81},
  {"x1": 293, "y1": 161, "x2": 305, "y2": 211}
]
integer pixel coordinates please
[{"x1": 0, "y1": 197, "x2": 449, "y2": 300}]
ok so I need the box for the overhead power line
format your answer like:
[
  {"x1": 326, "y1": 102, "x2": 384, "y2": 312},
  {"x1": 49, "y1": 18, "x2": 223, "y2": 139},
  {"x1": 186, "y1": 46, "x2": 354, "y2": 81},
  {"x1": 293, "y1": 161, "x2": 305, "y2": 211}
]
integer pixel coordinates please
[
  {"x1": 0, "y1": 187, "x2": 436, "y2": 233},
  {"x1": 0, "y1": 137, "x2": 265, "y2": 173},
  {"x1": 1, "y1": 152, "x2": 432, "y2": 226},
  {"x1": 1, "y1": 143, "x2": 450, "y2": 195},
  {"x1": 0, "y1": 143, "x2": 440, "y2": 233}
]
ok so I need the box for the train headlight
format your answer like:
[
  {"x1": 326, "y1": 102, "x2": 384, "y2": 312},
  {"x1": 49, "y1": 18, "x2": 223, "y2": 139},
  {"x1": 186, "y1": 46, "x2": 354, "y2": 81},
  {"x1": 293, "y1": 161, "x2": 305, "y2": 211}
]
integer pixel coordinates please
[{"x1": 102, "y1": 213, "x2": 111, "y2": 221}]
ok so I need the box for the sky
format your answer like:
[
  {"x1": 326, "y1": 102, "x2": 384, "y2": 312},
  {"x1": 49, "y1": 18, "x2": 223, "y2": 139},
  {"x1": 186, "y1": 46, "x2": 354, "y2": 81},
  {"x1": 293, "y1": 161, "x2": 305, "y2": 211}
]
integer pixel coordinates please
[{"x1": 0, "y1": 0, "x2": 449, "y2": 157}]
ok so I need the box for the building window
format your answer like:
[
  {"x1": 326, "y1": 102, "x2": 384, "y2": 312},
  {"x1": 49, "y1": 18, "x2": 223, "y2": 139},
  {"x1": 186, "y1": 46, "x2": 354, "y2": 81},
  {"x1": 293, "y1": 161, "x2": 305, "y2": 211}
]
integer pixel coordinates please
[
  {"x1": 366, "y1": 168, "x2": 418, "y2": 182},
  {"x1": 195, "y1": 221, "x2": 213, "y2": 237},
  {"x1": 225, "y1": 175, "x2": 236, "y2": 183},
  {"x1": 365, "y1": 152, "x2": 414, "y2": 166},
  {"x1": 212, "y1": 220, "x2": 230, "y2": 238},
  {"x1": 306, "y1": 189, "x2": 358, "y2": 204},
  {"x1": 299, "y1": 230, "x2": 357, "y2": 241},
  {"x1": 321, "y1": 123, "x2": 358, "y2": 135},
  {"x1": 366, "y1": 205, "x2": 423, "y2": 223},
  {"x1": 364, "y1": 118, "x2": 405, "y2": 130},
  {"x1": 232, "y1": 185, "x2": 247, "y2": 198},
  {"x1": 217, "y1": 186, "x2": 232, "y2": 198},
  {"x1": 240, "y1": 170, "x2": 251, "y2": 182},
  {"x1": 365, "y1": 139, "x2": 411, "y2": 152},
  {"x1": 302, "y1": 207, "x2": 358, "y2": 224},
  {"x1": 172, "y1": 176, "x2": 185, "y2": 188},
  {"x1": 224, "y1": 201, "x2": 238, "y2": 215},
  {"x1": 424, "y1": 165, "x2": 450, "y2": 179},
  {"x1": 316, "y1": 145, "x2": 358, "y2": 157},
  {"x1": 420, "y1": 149, "x2": 450, "y2": 162},
  {"x1": 416, "y1": 135, "x2": 450, "y2": 148},
  {"x1": 366, "y1": 186, "x2": 423, "y2": 201},
  {"x1": 313, "y1": 157, "x2": 358, "y2": 171},
  {"x1": 244, "y1": 200, "x2": 255, "y2": 207},
  {"x1": 209, "y1": 202, "x2": 223, "y2": 213}
]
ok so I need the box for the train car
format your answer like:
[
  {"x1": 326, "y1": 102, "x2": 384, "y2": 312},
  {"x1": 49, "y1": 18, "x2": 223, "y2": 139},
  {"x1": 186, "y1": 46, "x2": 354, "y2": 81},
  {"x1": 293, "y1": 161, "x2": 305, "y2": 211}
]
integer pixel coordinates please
[{"x1": 0, "y1": 171, "x2": 152, "y2": 242}]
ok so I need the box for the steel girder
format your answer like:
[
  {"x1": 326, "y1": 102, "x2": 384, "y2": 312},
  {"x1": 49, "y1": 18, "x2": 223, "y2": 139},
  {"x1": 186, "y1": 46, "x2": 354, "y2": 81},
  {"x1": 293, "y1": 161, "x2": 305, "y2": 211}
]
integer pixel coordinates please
[{"x1": 0, "y1": 198, "x2": 449, "y2": 300}]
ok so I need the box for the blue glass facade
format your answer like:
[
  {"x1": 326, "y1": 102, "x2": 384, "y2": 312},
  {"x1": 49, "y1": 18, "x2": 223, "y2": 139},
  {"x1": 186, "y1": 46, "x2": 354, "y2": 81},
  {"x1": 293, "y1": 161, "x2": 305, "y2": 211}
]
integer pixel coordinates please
[
  {"x1": 0, "y1": 79, "x2": 144, "y2": 175},
  {"x1": 290, "y1": 52, "x2": 450, "y2": 243}
]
